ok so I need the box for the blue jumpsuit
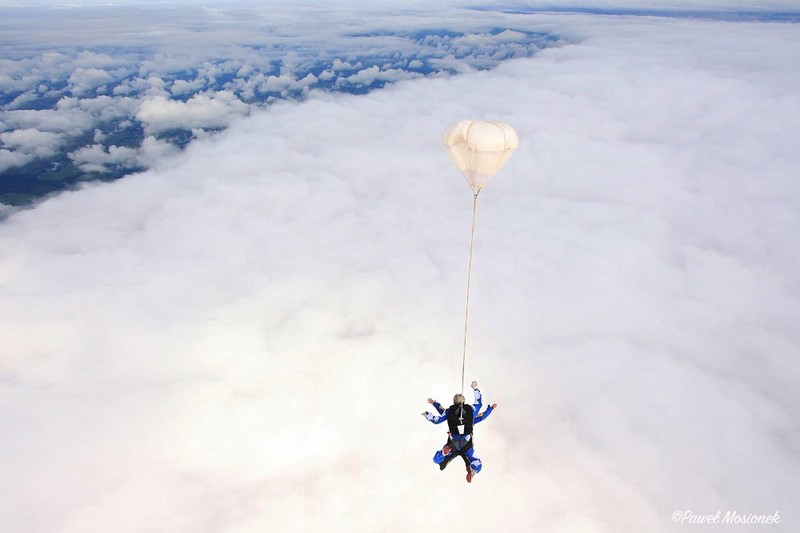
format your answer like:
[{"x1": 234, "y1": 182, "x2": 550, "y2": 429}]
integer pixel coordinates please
[{"x1": 424, "y1": 388, "x2": 494, "y2": 475}]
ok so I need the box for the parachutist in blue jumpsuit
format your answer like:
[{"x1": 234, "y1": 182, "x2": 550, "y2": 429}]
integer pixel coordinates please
[{"x1": 421, "y1": 382, "x2": 497, "y2": 482}]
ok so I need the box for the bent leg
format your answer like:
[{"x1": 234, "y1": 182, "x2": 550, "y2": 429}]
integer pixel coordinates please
[
  {"x1": 465, "y1": 448, "x2": 482, "y2": 474},
  {"x1": 460, "y1": 453, "x2": 471, "y2": 469},
  {"x1": 433, "y1": 442, "x2": 453, "y2": 465},
  {"x1": 437, "y1": 452, "x2": 457, "y2": 471}
]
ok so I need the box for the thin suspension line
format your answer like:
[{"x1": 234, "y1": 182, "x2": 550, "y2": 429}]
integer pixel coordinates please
[{"x1": 461, "y1": 190, "x2": 480, "y2": 396}]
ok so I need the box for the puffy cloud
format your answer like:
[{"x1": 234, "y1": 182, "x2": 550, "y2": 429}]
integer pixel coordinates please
[
  {"x1": 0, "y1": 128, "x2": 62, "y2": 153},
  {"x1": 136, "y1": 91, "x2": 251, "y2": 134},
  {"x1": 60, "y1": 95, "x2": 140, "y2": 121},
  {"x1": 0, "y1": 104, "x2": 98, "y2": 169},
  {"x1": 260, "y1": 73, "x2": 319, "y2": 94},
  {"x1": 72, "y1": 50, "x2": 130, "y2": 70},
  {"x1": 1, "y1": 107, "x2": 95, "y2": 135},
  {"x1": 1, "y1": 0, "x2": 566, "y2": 190},
  {"x1": 0, "y1": 128, "x2": 64, "y2": 171},
  {"x1": 0, "y1": 148, "x2": 36, "y2": 173},
  {"x1": 170, "y1": 78, "x2": 206, "y2": 96},
  {"x1": 332, "y1": 58, "x2": 360, "y2": 71},
  {"x1": 68, "y1": 143, "x2": 140, "y2": 173},
  {"x1": 68, "y1": 136, "x2": 181, "y2": 173},
  {"x1": 68, "y1": 67, "x2": 115, "y2": 95},
  {"x1": 136, "y1": 135, "x2": 182, "y2": 166},
  {"x1": 339, "y1": 65, "x2": 422, "y2": 86}
]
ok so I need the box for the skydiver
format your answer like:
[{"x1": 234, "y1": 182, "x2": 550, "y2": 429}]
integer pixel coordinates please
[
  {"x1": 421, "y1": 381, "x2": 497, "y2": 483},
  {"x1": 422, "y1": 381, "x2": 497, "y2": 424}
]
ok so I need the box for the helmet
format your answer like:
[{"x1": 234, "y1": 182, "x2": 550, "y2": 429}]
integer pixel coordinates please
[{"x1": 453, "y1": 393, "x2": 466, "y2": 405}]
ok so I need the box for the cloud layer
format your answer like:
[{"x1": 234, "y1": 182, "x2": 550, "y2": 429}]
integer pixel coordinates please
[
  {"x1": 0, "y1": 2, "x2": 560, "y2": 194},
  {"x1": 1, "y1": 6, "x2": 799, "y2": 533}
]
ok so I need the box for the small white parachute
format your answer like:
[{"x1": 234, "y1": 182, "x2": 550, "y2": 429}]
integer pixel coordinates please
[{"x1": 442, "y1": 120, "x2": 519, "y2": 194}]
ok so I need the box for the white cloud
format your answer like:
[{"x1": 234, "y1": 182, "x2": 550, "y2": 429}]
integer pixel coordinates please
[
  {"x1": 0, "y1": 148, "x2": 36, "y2": 173},
  {"x1": 170, "y1": 78, "x2": 206, "y2": 96},
  {"x1": 332, "y1": 58, "x2": 360, "y2": 71},
  {"x1": 61, "y1": 95, "x2": 140, "y2": 121},
  {"x1": 0, "y1": 128, "x2": 64, "y2": 171},
  {"x1": 137, "y1": 134, "x2": 182, "y2": 166},
  {"x1": 1, "y1": 107, "x2": 95, "y2": 135},
  {"x1": 0, "y1": 0, "x2": 568, "y2": 180},
  {"x1": 2, "y1": 5, "x2": 800, "y2": 533},
  {"x1": 260, "y1": 73, "x2": 319, "y2": 94},
  {"x1": 68, "y1": 143, "x2": 139, "y2": 172},
  {"x1": 0, "y1": 104, "x2": 99, "y2": 169},
  {"x1": 136, "y1": 91, "x2": 251, "y2": 134},
  {"x1": 339, "y1": 65, "x2": 421, "y2": 86},
  {"x1": 0, "y1": 128, "x2": 62, "y2": 153},
  {"x1": 452, "y1": 30, "x2": 528, "y2": 47},
  {"x1": 68, "y1": 136, "x2": 181, "y2": 173},
  {"x1": 68, "y1": 67, "x2": 115, "y2": 95},
  {"x1": 72, "y1": 50, "x2": 129, "y2": 70}
]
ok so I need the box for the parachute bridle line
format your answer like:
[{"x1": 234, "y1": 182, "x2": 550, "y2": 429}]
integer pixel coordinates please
[{"x1": 460, "y1": 190, "x2": 480, "y2": 400}]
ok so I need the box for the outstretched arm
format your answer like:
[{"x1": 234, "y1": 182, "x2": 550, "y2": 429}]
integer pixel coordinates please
[
  {"x1": 422, "y1": 410, "x2": 447, "y2": 424},
  {"x1": 422, "y1": 398, "x2": 447, "y2": 423},
  {"x1": 428, "y1": 397, "x2": 445, "y2": 415},
  {"x1": 474, "y1": 403, "x2": 497, "y2": 424}
]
